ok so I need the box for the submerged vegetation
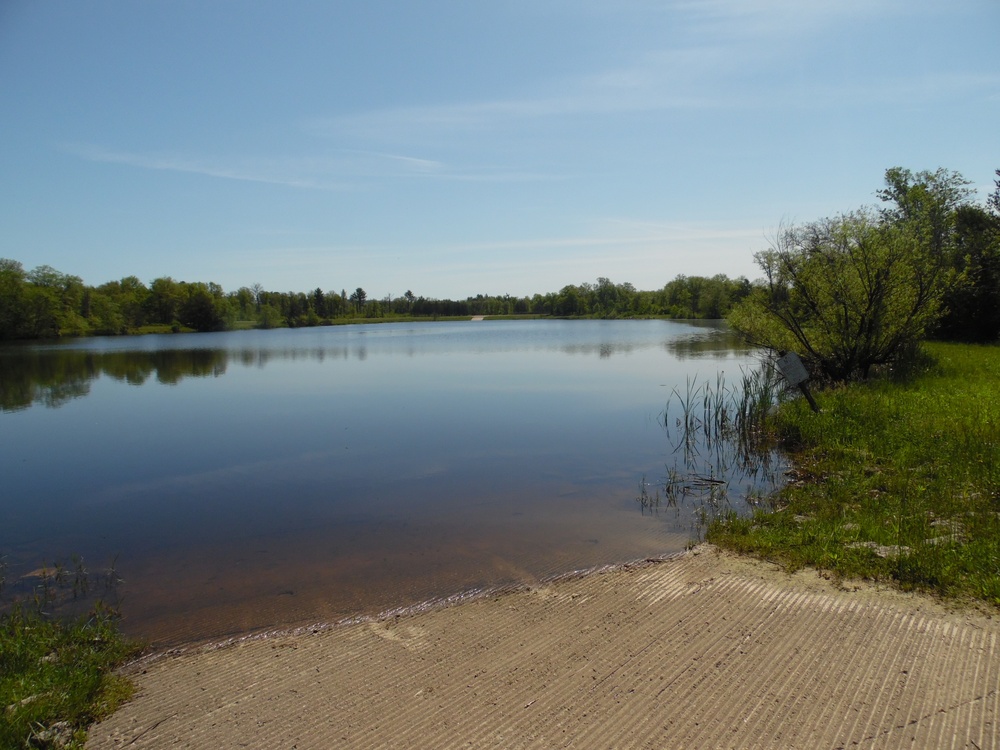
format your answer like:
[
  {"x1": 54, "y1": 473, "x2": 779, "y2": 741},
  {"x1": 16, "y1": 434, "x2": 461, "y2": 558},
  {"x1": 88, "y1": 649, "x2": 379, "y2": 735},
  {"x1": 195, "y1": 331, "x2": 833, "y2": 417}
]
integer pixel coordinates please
[
  {"x1": 0, "y1": 558, "x2": 143, "y2": 749},
  {"x1": 708, "y1": 341, "x2": 1000, "y2": 605}
]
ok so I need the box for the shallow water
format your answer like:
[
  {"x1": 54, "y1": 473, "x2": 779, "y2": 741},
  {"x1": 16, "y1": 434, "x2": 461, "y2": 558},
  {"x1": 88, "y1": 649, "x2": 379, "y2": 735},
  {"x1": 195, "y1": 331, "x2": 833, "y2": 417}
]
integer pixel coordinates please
[{"x1": 0, "y1": 319, "x2": 780, "y2": 645}]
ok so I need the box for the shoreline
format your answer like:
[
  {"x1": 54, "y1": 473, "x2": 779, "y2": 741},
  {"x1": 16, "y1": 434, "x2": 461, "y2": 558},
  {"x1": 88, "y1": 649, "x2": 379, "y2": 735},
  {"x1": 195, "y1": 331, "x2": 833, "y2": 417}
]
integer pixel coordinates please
[
  {"x1": 87, "y1": 545, "x2": 1000, "y2": 749},
  {"x1": 125, "y1": 553, "x2": 684, "y2": 661}
]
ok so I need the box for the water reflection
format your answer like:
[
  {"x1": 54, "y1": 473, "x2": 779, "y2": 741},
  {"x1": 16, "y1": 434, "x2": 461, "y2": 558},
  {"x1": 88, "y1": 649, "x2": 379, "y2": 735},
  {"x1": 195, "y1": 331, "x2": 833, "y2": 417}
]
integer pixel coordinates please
[
  {"x1": 0, "y1": 320, "x2": 782, "y2": 645},
  {"x1": 651, "y1": 364, "x2": 786, "y2": 537},
  {"x1": 0, "y1": 322, "x2": 750, "y2": 413},
  {"x1": 0, "y1": 349, "x2": 230, "y2": 411},
  {"x1": 662, "y1": 329, "x2": 752, "y2": 360}
]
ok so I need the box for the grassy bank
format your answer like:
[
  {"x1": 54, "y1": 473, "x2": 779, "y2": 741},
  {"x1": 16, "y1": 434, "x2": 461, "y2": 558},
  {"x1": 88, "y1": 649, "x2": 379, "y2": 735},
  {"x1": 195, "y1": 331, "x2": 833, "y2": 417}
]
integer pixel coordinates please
[
  {"x1": 1, "y1": 597, "x2": 143, "y2": 748},
  {"x1": 708, "y1": 341, "x2": 1000, "y2": 604}
]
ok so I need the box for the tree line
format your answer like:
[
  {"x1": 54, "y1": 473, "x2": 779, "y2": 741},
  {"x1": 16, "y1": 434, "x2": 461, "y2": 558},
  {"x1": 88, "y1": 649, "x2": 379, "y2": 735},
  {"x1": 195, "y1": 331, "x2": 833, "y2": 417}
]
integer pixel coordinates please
[
  {"x1": 728, "y1": 167, "x2": 1000, "y2": 382},
  {"x1": 3, "y1": 164, "x2": 995, "y2": 354},
  {"x1": 0, "y1": 257, "x2": 753, "y2": 340}
]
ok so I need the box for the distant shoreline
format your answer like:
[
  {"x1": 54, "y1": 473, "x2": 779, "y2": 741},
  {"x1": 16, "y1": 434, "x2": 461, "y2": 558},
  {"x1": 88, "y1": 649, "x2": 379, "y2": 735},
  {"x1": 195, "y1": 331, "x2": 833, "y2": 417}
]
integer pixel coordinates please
[{"x1": 1, "y1": 314, "x2": 728, "y2": 344}]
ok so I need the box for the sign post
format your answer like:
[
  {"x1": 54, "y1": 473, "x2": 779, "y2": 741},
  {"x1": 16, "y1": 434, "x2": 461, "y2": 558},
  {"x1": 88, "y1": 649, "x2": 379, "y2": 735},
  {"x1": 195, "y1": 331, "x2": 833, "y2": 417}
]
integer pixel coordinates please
[{"x1": 776, "y1": 351, "x2": 820, "y2": 413}]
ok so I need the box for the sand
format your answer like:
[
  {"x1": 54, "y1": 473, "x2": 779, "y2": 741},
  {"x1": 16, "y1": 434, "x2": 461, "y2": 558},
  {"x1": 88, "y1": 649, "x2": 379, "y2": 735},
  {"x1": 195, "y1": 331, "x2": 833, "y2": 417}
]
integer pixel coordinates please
[{"x1": 86, "y1": 545, "x2": 999, "y2": 749}]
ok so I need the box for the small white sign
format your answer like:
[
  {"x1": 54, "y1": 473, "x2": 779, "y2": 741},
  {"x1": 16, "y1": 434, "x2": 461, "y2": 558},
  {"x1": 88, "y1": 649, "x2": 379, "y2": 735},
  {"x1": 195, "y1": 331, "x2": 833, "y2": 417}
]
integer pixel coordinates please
[{"x1": 776, "y1": 351, "x2": 810, "y2": 386}]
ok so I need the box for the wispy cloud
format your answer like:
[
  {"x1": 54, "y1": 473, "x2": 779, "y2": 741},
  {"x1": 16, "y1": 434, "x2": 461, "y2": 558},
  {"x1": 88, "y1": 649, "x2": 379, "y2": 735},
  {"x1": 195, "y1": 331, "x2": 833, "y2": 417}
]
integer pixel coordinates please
[
  {"x1": 307, "y1": 97, "x2": 585, "y2": 142},
  {"x1": 337, "y1": 149, "x2": 561, "y2": 182},
  {"x1": 667, "y1": 0, "x2": 910, "y2": 39},
  {"x1": 243, "y1": 219, "x2": 762, "y2": 263},
  {"x1": 426, "y1": 221, "x2": 761, "y2": 255},
  {"x1": 63, "y1": 142, "x2": 558, "y2": 187},
  {"x1": 342, "y1": 149, "x2": 445, "y2": 173},
  {"x1": 308, "y1": 0, "x2": 954, "y2": 145},
  {"x1": 312, "y1": 51, "x2": 994, "y2": 150},
  {"x1": 63, "y1": 1, "x2": 979, "y2": 195},
  {"x1": 63, "y1": 143, "x2": 351, "y2": 190}
]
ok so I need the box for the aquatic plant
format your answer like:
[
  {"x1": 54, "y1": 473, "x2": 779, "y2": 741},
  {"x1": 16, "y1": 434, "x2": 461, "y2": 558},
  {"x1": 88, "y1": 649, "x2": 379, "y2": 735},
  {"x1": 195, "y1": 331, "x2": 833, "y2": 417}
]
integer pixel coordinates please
[
  {"x1": 658, "y1": 360, "x2": 788, "y2": 526},
  {"x1": 0, "y1": 554, "x2": 142, "y2": 749}
]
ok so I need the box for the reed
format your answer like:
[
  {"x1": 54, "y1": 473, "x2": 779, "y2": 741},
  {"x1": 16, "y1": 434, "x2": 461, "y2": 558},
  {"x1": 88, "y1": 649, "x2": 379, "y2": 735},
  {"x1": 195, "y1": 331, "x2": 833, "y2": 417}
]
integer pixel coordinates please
[
  {"x1": 635, "y1": 474, "x2": 663, "y2": 514},
  {"x1": 708, "y1": 341, "x2": 1000, "y2": 605},
  {"x1": 657, "y1": 360, "x2": 788, "y2": 534},
  {"x1": 665, "y1": 361, "x2": 785, "y2": 452}
]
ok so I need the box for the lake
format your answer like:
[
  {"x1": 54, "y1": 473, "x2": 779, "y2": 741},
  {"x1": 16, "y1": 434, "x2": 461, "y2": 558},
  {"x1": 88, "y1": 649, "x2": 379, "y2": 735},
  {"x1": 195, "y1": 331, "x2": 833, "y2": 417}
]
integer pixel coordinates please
[{"x1": 0, "y1": 319, "x2": 781, "y2": 645}]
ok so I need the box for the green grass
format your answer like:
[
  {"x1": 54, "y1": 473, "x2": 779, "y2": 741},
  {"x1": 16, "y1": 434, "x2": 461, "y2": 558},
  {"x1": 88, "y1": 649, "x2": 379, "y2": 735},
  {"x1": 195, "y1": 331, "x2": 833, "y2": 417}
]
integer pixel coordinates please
[
  {"x1": 708, "y1": 341, "x2": 1000, "y2": 605},
  {"x1": 133, "y1": 323, "x2": 188, "y2": 334},
  {"x1": 0, "y1": 602, "x2": 144, "y2": 749}
]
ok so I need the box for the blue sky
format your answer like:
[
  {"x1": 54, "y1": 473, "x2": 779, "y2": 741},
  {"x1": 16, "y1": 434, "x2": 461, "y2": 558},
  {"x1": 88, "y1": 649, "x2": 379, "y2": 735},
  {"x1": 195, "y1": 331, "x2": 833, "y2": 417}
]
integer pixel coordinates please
[{"x1": 1, "y1": 1, "x2": 998, "y2": 299}]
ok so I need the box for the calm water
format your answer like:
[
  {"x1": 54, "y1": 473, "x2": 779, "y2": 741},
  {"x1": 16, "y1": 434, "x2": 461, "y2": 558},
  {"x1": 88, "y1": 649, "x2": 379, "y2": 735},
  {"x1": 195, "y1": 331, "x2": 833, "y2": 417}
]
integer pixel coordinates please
[{"x1": 0, "y1": 320, "x2": 779, "y2": 645}]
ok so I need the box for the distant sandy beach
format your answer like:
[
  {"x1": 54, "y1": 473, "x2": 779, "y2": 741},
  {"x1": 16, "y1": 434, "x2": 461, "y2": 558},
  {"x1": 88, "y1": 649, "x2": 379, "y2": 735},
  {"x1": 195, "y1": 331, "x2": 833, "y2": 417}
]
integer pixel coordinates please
[{"x1": 87, "y1": 545, "x2": 999, "y2": 749}]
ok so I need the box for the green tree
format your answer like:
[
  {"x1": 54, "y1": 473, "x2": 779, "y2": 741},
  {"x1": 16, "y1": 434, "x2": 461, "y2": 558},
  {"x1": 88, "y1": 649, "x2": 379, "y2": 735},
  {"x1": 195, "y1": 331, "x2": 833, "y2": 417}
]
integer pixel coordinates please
[
  {"x1": 178, "y1": 282, "x2": 227, "y2": 332},
  {"x1": 26, "y1": 264, "x2": 87, "y2": 335},
  {"x1": 311, "y1": 287, "x2": 326, "y2": 318},
  {"x1": 729, "y1": 211, "x2": 948, "y2": 381},
  {"x1": 85, "y1": 290, "x2": 127, "y2": 334},
  {"x1": 258, "y1": 303, "x2": 282, "y2": 329},
  {"x1": 554, "y1": 285, "x2": 583, "y2": 316},
  {"x1": 698, "y1": 275, "x2": 733, "y2": 319},
  {"x1": 988, "y1": 169, "x2": 1000, "y2": 215},
  {"x1": 594, "y1": 277, "x2": 619, "y2": 317},
  {"x1": 231, "y1": 287, "x2": 256, "y2": 320},
  {"x1": 324, "y1": 290, "x2": 347, "y2": 317},
  {"x1": 145, "y1": 277, "x2": 184, "y2": 325},
  {"x1": 663, "y1": 275, "x2": 693, "y2": 316},
  {"x1": 936, "y1": 204, "x2": 1000, "y2": 341},
  {"x1": 729, "y1": 167, "x2": 980, "y2": 380},
  {"x1": 349, "y1": 287, "x2": 367, "y2": 313},
  {"x1": 875, "y1": 166, "x2": 1000, "y2": 342},
  {"x1": 530, "y1": 293, "x2": 553, "y2": 315},
  {"x1": 877, "y1": 167, "x2": 973, "y2": 259},
  {"x1": 0, "y1": 258, "x2": 28, "y2": 339},
  {"x1": 95, "y1": 276, "x2": 148, "y2": 330}
]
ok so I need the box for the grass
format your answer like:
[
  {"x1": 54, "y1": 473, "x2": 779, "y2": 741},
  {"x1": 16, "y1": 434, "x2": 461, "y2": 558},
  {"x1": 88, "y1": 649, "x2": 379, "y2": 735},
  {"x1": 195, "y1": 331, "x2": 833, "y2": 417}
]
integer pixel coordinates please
[
  {"x1": 662, "y1": 364, "x2": 787, "y2": 485},
  {"x1": 708, "y1": 341, "x2": 1000, "y2": 605},
  {"x1": 652, "y1": 364, "x2": 788, "y2": 545},
  {"x1": 1, "y1": 564, "x2": 144, "y2": 749},
  {"x1": 133, "y1": 323, "x2": 188, "y2": 334}
]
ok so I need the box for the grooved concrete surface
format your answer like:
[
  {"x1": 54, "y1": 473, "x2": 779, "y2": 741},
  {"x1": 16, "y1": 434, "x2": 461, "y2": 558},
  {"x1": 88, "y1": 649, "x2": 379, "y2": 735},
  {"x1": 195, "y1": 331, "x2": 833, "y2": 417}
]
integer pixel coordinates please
[{"x1": 87, "y1": 547, "x2": 999, "y2": 749}]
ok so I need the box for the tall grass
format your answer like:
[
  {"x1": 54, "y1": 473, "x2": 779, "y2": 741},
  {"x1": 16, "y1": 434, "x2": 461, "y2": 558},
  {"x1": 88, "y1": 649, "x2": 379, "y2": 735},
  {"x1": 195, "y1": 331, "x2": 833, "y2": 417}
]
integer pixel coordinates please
[
  {"x1": 665, "y1": 363, "x2": 785, "y2": 450},
  {"x1": 708, "y1": 341, "x2": 1000, "y2": 605},
  {"x1": 0, "y1": 558, "x2": 142, "y2": 749},
  {"x1": 655, "y1": 361, "x2": 787, "y2": 530}
]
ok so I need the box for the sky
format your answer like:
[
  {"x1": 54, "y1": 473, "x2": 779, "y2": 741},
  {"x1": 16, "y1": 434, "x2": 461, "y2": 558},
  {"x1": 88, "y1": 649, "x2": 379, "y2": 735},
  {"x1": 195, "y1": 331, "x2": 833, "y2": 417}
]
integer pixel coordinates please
[{"x1": 1, "y1": 1, "x2": 998, "y2": 300}]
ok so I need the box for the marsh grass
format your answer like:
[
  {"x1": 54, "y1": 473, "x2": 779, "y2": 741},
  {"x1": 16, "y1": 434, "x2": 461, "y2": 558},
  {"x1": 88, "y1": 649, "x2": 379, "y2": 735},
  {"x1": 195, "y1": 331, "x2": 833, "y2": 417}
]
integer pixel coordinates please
[
  {"x1": 636, "y1": 475, "x2": 664, "y2": 514},
  {"x1": 650, "y1": 363, "x2": 788, "y2": 539},
  {"x1": 666, "y1": 365, "x2": 786, "y2": 456},
  {"x1": 708, "y1": 341, "x2": 1000, "y2": 605},
  {"x1": 0, "y1": 558, "x2": 142, "y2": 749}
]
